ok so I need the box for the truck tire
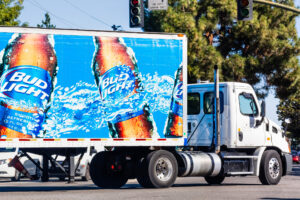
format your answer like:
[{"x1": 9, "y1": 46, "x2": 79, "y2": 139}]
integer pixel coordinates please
[
  {"x1": 259, "y1": 150, "x2": 282, "y2": 185},
  {"x1": 81, "y1": 164, "x2": 91, "y2": 181},
  {"x1": 137, "y1": 150, "x2": 178, "y2": 188},
  {"x1": 204, "y1": 169, "x2": 225, "y2": 185},
  {"x1": 90, "y1": 151, "x2": 128, "y2": 188}
]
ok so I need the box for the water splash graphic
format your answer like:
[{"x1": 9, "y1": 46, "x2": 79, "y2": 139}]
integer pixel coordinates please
[{"x1": 42, "y1": 73, "x2": 174, "y2": 138}]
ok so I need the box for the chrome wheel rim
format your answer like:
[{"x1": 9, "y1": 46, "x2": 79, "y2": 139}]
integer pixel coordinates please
[
  {"x1": 268, "y1": 157, "x2": 280, "y2": 179},
  {"x1": 155, "y1": 157, "x2": 173, "y2": 181}
]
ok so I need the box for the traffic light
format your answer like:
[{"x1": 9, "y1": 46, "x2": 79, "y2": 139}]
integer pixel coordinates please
[
  {"x1": 237, "y1": 0, "x2": 253, "y2": 21},
  {"x1": 130, "y1": 0, "x2": 144, "y2": 28}
]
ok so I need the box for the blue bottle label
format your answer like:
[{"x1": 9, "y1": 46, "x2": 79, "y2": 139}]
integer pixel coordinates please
[
  {"x1": 173, "y1": 82, "x2": 183, "y2": 102},
  {"x1": 0, "y1": 65, "x2": 52, "y2": 107},
  {"x1": 171, "y1": 82, "x2": 183, "y2": 117},
  {"x1": 0, "y1": 65, "x2": 52, "y2": 137},
  {"x1": 99, "y1": 65, "x2": 136, "y2": 103}
]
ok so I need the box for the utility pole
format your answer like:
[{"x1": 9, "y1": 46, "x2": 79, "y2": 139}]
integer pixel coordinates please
[{"x1": 254, "y1": 0, "x2": 300, "y2": 14}]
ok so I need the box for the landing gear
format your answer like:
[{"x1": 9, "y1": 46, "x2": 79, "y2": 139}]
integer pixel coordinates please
[
  {"x1": 41, "y1": 155, "x2": 49, "y2": 182},
  {"x1": 11, "y1": 170, "x2": 21, "y2": 181},
  {"x1": 81, "y1": 164, "x2": 91, "y2": 181}
]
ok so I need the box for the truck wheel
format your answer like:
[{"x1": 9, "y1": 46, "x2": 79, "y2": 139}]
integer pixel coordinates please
[
  {"x1": 259, "y1": 150, "x2": 282, "y2": 185},
  {"x1": 137, "y1": 150, "x2": 178, "y2": 188},
  {"x1": 81, "y1": 164, "x2": 91, "y2": 181},
  {"x1": 90, "y1": 151, "x2": 128, "y2": 188},
  {"x1": 11, "y1": 170, "x2": 21, "y2": 181},
  {"x1": 205, "y1": 170, "x2": 225, "y2": 185}
]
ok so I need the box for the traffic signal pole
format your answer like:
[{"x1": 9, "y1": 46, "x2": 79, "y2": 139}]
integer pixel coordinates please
[
  {"x1": 237, "y1": 0, "x2": 300, "y2": 21},
  {"x1": 254, "y1": 0, "x2": 300, "y2": 14}
]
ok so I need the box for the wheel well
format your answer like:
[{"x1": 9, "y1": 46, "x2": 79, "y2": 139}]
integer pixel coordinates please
[
  {"x1": 171, "y1": 151, "x2": 185, "y2": 177},
  {"x1": 265, "y1": 147, "x2": 287, "y2": 176}
]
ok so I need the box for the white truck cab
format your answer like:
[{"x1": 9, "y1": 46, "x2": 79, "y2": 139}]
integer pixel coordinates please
[
  {"x1": 187, "y1": 82, "x2": 292, "y2": 184},
  {"x1": 187, "y1": 82, "x2": 290, "y2": 152}
]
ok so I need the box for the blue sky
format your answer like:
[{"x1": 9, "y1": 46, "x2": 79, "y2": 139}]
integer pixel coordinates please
[
  {"x1": 18, "y1": 0, "x2": 141, "y2": 31},
  {"x1": 16, "y1": 0, "x2": 300, "y2": 125}
]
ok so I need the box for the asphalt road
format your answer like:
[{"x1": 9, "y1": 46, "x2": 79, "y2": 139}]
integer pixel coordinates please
[{"x1": 0, "y1": 164, "x2": 299, "y2": 200}]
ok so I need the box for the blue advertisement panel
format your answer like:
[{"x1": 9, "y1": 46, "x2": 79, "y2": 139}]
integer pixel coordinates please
[{"x1": 0, "y1": 32, "x2": 183, "y2": 139}]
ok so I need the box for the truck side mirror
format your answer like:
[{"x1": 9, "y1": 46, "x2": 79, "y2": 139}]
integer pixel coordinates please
[
  {"x1": 285, "y1": 118, "x2": 291, "y2": 124},
  {"x1": 283, "y1": 118, "x2": 291, "y2": 137},
  {"x1": 261, "y1": 100, "x2": 266, "y2": 117},
  {"x1": 256, "y1": 100, "x2": 266, "y2": 127}
]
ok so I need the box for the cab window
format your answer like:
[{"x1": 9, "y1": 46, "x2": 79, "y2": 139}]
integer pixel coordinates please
[
  {"x1": 188, "y1": 93, "x2": 200, "y2": 115},
  {"x1": 238, "y1": 93, "x2": 258, "y2": 116},
  {"x1": 203, "y1": 92, "x2": 224, "y2": 114}
]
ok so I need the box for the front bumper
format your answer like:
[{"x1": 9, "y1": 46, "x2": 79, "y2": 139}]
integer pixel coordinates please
[{"x1": 0, "y1": 165, "x2": 16, "y2": 178}]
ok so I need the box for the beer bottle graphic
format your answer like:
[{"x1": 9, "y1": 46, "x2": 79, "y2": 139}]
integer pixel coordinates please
[
  {"x1": 164, "y1": 64, "x2": 183, "y2": 137},
  {"x1": 92, "y1": 36, "x2": 157, "y2": 138},
  {"x1": 0, "y1": 33, "x2": 58, "y2": 138}
]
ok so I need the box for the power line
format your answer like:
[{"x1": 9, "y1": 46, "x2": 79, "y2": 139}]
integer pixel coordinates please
[
  {"x1": 62, "y1": 0, "x2": 112, "y2": 28},
  {"x1": 27, "y1": 0, "x2": 83, "y2": 28}
]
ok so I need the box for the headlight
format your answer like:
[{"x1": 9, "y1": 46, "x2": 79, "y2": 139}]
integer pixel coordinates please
[
  {"x1": 0, "y1": 158, "x2": 13, "y2": 165},
  {"x1": 0, "y1": 159, "x2": 6, "y2": 165}
]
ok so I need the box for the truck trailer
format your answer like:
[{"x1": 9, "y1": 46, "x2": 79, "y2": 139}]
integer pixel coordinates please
[{"x1": 0, "y1": 27, "x2": 292, "y2": 188}]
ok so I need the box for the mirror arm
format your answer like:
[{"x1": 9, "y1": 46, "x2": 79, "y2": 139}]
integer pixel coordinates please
[
  {"x1": 255, "y1": 116, "x2": 264, "y2": 127},
  {"x1": 256, "y1": 100, "x2": 266, "y2": 127}
]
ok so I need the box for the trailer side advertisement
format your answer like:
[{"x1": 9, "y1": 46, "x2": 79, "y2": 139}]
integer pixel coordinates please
[{"x1": 0, "y1": 32, "x2": 183, "y2": 139}]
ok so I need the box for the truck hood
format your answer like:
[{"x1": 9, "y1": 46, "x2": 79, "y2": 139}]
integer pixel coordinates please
[
  {"x1": 267, "y1": 118, "x2": 285, "y2": 138},
  {"x1": 268, "y1": 119, "x2": 282, "y2": 132},
  {"x1": 266, "y1": 118, "x2": 290, "y2": 153}
]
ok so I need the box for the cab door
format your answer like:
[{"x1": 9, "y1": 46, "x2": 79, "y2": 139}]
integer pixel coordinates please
[
  {"x1": 187, "y1": 88, "x2": 224, "y2": 147},
  {"x1": 235, "y1": 89, "x2": 264, "y2": 147}
]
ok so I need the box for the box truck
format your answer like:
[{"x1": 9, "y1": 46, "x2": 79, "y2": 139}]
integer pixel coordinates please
[{"x1": 0, "y1": 27, "x2": 292, "y2": 188}]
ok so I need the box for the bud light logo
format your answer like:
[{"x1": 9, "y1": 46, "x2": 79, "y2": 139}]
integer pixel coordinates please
[
  {"x1": 173, "y1": 82, "x2": 183, "y2": 102},
  {"x1": 0, "y1": 65, "x2": 52, "y2": 107},
  {"x1": 99, "y1": 65, "x2": 136, "y2": 102}
]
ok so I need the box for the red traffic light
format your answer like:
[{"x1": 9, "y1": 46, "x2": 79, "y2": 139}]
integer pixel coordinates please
[
  {"x1": 131, "y1": 0, "x2": 140, "y2": 6},
  {"x1": 240, "y1": 0, "x2": 249, "y2": 7},
  {"x1": 129, "y1": 0, "x2": 144, "y2": 28}
]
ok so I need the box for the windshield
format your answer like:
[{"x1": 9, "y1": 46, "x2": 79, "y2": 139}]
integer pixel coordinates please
[{"x1": 0, "y1": 148, "x2": 16, "y2": 153}]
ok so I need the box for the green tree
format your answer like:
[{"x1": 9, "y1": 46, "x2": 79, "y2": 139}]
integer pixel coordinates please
[
  {"x1": 144, "y1": 0, "x2": 299, "y2": 97},
  {"x1": 144, "y1": 0, "x2": 300, "y2": 138},
  {"x1": 0, "y1": 0, "x2": 24, "y2": 26},
  {"x1": 278, "y1": 85, "x2": 300, "y2": 141},
  {"x1": 37, "y1": 13, "x2": 56, "y2": 28}
]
